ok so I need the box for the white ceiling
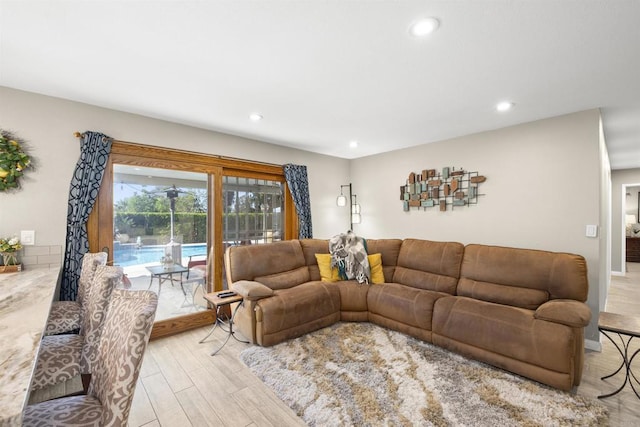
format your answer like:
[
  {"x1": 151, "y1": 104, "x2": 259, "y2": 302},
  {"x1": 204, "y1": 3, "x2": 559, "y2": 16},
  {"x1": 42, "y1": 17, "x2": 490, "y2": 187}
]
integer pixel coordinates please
[{"x1": 1, "y1": 1, "x2": 639, "y2": 169}]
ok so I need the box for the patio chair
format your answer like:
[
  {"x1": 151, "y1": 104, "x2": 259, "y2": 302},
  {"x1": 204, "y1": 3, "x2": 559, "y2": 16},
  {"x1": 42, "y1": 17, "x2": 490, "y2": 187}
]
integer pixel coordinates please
[
  {"x1": 184, "y1": 254, "x2": 207, "y2": 306},
  {"x1": 186, "y1": 253, "x2": 207, "y2": 280}
]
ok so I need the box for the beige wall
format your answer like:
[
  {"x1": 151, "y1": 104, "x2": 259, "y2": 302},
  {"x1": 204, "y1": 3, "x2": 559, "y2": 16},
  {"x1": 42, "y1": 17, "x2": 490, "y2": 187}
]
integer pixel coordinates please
[
  {"x1": 0, "y1": 86, "x2": 350, "y2": 244},
  {"x1": 598, "y1": 117, "x2": 611, "y2": 317},
  {"x1": 1, "y1": 87, "x2": 607, "y2": 343},
  {"x1": 611, "y1": 169, "x2": 640, "y2": 272},
  {"x1": 350, "y1": 110, "x2": 605, "y2": 342}
]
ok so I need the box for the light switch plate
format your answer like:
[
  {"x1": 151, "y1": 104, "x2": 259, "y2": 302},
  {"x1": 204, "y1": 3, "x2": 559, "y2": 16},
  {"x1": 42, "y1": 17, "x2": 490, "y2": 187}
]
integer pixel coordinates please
[
  {"x1": 20, "y1": 230, "x2": 35, "y2": 245},
  {"x1": 585, "y1": 225, "x2": 598, "y2": 238}
]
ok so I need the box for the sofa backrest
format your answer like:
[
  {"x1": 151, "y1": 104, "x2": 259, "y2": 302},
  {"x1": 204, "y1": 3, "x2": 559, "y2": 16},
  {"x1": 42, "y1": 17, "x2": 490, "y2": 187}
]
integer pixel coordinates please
[
  {"x1": 459, "y1": 244, "x2": 589, "y2": 309},
  {"x1": 299, "y1": 238, "x2": 331, "y2": 281},
  {"x1": 299, "y1": 238, "x2": 403, "y2": 282},
  {"x1": 225, "y1": 240, "x2": 309, "y2": 290},
  {"x1": 392, "y1": 239, "x2": 464, "y2": 294},
  {"x1": 366, "y1": 239, "x2": 403, "y2": 282}
]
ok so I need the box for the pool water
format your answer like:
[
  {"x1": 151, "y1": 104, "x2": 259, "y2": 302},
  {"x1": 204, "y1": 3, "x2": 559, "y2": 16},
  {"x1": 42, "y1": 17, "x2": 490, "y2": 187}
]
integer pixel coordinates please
[{"x1": 114, "y1": 243, "x2": 207, "y2": 267}]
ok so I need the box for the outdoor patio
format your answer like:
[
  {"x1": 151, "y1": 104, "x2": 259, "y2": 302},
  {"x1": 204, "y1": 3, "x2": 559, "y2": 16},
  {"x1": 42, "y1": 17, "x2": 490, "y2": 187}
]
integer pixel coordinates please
[{"x1": 122, "y1": 263, "x2": 208, "y2": 321}]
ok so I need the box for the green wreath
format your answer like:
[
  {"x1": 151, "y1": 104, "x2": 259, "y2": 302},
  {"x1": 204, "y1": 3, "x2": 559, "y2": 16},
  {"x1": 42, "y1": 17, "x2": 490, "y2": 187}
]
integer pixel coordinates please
[{"x1": 0, "y1": 131, "x2": 32, "y2": 191}]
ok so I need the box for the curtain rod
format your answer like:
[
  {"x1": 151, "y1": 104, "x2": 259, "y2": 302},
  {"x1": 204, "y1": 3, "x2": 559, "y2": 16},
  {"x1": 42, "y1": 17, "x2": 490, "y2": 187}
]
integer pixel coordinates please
[
  {"x1": 73, "y1": 131, "x2": 112, "y2": 145},
  {"x1": 73, "y1": 132, "x2": 283, "y2": 168}
]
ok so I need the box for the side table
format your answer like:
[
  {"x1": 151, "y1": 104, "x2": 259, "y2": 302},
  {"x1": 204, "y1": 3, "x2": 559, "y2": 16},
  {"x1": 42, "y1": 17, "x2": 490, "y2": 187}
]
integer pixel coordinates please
[
  {"x1": 199, "y1": 292, "x2": 249, "y2": 355},
  {"x1": 146, "y1": 263, "x2": 188, "y2": 296},
  {"x1": 597, "y1": 311, "x2": 640, "y2": 399}
]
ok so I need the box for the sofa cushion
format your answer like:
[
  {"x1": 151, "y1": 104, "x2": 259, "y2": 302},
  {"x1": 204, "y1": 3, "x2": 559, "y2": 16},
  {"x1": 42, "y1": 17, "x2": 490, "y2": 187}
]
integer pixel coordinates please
[
  {"x1": 393, "y1": 267, "x2": 459, "y2": 294},
  {"x1": 368, "y1": 282, "x2": 450, "y2": 331},
  {"x1": 225, "y1": 240, "x2": 306, "y2": 283},
  {"x1": 315, "y1": 251, "x2": 384, "y2": 284},
  {"x1": 315, "y1": 253, "x2": 341, "y2": 282},
  {"x1": 256, "y1": 281, "x2": 341, "y2": 335},
  {"x1": 301, "y1": 238, "x2": 402, "y2": 282},
  {"x1": 368, "y1": 253, "x2": 384, "y2": 284},
  {"x1": 393, "y1": 239, "x2": 464, "y2": 294},
  {"x1": 457, "y1": 278, "x2": 548, "y2": 310},
  {"x1": 460, "y1": 244, "x2": 588, "y2": 304},
  {"x1": 432, "y1": 296, "x2": 574, "y2": 374},
  {"x1": 255, "y1": 266, "x2": 311, "y2": 290},
  {"x1": 334, "y1": 280, "x2": 369, "y2": 312}
]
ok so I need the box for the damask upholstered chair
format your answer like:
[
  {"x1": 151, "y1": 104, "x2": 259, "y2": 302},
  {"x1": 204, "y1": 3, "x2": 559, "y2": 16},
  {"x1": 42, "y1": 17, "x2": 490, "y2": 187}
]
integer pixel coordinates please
[
  {"x1": 23, "y1": 289, "x2": 158, "y2": 426},
  {"x1": 45, "y1": 252, "x2": 108, "y2": 335},
  {"x1": 30, "y1": 265, "x2": 121, "y2": 392}
]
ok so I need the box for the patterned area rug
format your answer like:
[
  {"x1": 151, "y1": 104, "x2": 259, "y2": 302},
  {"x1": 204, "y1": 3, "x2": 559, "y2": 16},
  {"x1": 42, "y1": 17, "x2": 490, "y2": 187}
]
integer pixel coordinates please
[{"x1": 240, "y1": 322, "x2": 608, "y2": 426}]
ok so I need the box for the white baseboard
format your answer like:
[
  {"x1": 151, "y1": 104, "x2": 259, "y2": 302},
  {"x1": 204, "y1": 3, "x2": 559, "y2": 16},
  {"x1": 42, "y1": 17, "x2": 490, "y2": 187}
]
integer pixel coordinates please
[
  {"x1": 585, "y1": 338, "x2": 601, "y2": 352},
  {"x1": 611, "y1": 271, "x2": 624, "y2": 276}
]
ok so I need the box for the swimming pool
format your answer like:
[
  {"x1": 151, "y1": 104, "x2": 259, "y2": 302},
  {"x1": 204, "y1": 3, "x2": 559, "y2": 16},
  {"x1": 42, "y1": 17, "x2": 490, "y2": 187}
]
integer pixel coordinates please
[{"x1": 114, "y1": 243, "x2": 207, "y2": 267}]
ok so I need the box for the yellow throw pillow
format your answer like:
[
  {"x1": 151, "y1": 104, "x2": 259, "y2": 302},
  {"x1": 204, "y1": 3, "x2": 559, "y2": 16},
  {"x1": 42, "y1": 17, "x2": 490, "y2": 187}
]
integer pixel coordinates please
[
  {"x1": 368, "y1": 253, "x2": 385, "y2": 284},
  {"x1": 315, "y1": 253, "x2": 341, "y2": 282}
]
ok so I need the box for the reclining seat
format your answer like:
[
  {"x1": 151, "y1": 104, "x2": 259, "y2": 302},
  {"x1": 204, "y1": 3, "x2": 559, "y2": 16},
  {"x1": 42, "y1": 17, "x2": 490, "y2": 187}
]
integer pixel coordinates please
[
  {"x1": 225, "y1": 240, "x2": 340, "y2": 346},
  {"x1": 298, "y1": 239, "x2": 404, "y2": 322},
  {"x1": 431, "y1": 244, "x2": 591, "y2": 391},
  {"x1": 367, "y1": 238, "x2": 464, "y2": 342}
]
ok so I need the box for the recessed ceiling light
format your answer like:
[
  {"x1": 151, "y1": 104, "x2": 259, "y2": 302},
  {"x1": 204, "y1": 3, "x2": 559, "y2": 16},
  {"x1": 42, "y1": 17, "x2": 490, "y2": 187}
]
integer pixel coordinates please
[
  {"x1": 409, "y1": 17, "x2": 440, "y2": 37},
  {"x1": 249, "y1": 113, "x2": 263, "y2": 121},
  {"x1": 349, "y1": 140, "x2": 359, "y2": 148},
  {"x1": 496, "y1": 101, "x2": 514, "y2": 112}
]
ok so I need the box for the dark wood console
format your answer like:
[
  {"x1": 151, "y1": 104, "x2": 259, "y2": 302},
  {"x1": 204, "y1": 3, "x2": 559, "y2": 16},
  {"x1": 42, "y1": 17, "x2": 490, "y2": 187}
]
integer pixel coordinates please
[{"x1": 626, "y1": 237, "x2": 640, "y2": 263}]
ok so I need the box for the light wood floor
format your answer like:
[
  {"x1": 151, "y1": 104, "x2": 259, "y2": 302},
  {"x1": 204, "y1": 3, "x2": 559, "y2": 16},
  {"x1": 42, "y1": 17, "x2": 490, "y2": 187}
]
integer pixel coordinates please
[
  {"x1": 576, "y1": 262, "x2": 640, "y2": 426},
  {"x1": 129, "y1": 265, "x2": 640, "y2": 426}
]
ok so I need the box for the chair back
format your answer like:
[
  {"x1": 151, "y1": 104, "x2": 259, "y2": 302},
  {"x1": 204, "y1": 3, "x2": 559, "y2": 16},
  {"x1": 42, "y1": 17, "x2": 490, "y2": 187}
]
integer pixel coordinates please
[
  {"x1": 79, "y1": 265, "x2": 122, "y2": 373},
  {"x1": 77, "y1": 252, "x2": 108, "y2": 306},
  {"x1": 187, "y1": 253, "x2": 208, "y2": 280},
  {"x1": 188, "y1": 254, "x2": 207, "y2": 269},
  {"x1": 88, "y1": 289, "x2": 158, "y2": 426}
]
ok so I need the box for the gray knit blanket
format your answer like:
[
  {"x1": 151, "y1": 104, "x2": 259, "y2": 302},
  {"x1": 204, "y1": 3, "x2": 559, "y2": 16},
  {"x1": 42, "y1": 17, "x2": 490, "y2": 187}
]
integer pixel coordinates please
[{"x1": 329, "y1": 231, "x2": 370, "y2": 284}]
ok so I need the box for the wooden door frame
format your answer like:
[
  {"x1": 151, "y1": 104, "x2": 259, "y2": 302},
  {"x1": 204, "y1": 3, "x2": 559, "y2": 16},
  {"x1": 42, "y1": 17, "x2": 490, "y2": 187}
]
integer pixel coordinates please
[{"x1": 88, "y1": 141, "x2": 296, "y2": 339}]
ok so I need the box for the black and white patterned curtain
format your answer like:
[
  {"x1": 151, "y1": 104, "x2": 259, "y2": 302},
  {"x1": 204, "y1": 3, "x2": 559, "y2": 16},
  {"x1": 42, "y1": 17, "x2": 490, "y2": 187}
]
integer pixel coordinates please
[
  {"x1": 283, "y1": 164, "x2": 313, "y2": 239},
  {"x1": 60, "y1": 131, "x2": 113, "y2": 301}
]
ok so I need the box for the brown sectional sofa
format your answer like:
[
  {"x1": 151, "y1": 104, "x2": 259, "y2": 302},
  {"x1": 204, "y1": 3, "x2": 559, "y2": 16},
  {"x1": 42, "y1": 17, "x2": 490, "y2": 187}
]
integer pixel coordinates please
[{"x1": 224, "y1": 238, "x2": 591, "y2": 391}]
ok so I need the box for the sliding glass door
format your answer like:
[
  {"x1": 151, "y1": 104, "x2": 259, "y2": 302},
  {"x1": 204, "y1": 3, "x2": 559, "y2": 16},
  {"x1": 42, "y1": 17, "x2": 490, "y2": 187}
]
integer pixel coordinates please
[
  {"x1": 113, "y1": 165, "x2": 209, "y2": 322},
  {"x1": 221, "y1": 175, "x2": 284, "y2": 289},
  {"x1": 222, "y1": 175, "x2": 284, "y2": 245},
  {"x1": 88, "y1": 141, "x2": 295, "y2": 338}
]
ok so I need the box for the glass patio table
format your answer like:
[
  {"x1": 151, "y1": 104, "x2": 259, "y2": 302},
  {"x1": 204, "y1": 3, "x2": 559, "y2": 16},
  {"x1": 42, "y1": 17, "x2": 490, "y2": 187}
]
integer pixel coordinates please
[{"x1": 146, "y1": 263, "x2": 188, "y2": 295}]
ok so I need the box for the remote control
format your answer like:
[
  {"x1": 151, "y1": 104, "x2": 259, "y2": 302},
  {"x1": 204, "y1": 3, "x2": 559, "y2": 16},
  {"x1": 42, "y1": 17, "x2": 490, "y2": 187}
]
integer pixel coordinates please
[{"x1": 218, "y1": 291, "x2": 236, "y2": 298}]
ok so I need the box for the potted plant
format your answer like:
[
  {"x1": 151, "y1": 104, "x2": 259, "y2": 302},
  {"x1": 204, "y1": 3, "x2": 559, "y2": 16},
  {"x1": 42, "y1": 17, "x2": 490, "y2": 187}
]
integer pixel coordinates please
[{"x1": 0, "y1": 236, "x2": 23, "y2": 272}]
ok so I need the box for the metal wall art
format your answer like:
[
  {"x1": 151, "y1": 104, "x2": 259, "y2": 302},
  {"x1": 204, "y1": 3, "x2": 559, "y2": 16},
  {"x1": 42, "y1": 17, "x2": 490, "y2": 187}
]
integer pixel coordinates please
[{"x1": 400, "y1": 167, "x2": 486, "y2": 212}]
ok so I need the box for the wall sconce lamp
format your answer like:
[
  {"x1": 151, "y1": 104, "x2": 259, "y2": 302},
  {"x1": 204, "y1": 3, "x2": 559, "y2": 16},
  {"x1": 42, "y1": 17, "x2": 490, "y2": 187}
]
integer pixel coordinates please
[
  {"x1": 337, "y1": 184, "x2": 349, "y2": 207},
  {"x1": 337, "y1": 183, "x2": 362, "y2": 230},
  {"x1": 351, "y1": 195, "x2": 361, "y2": 225}
]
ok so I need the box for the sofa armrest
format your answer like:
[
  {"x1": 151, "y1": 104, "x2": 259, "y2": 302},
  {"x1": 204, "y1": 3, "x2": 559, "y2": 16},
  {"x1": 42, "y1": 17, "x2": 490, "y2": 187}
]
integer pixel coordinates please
[
  {"x1": 534, "y1": 299, "x2": 592, "y2": 328},
  {"x1": 232, "y1": 280, "x2": 274, "y2": 301}
]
